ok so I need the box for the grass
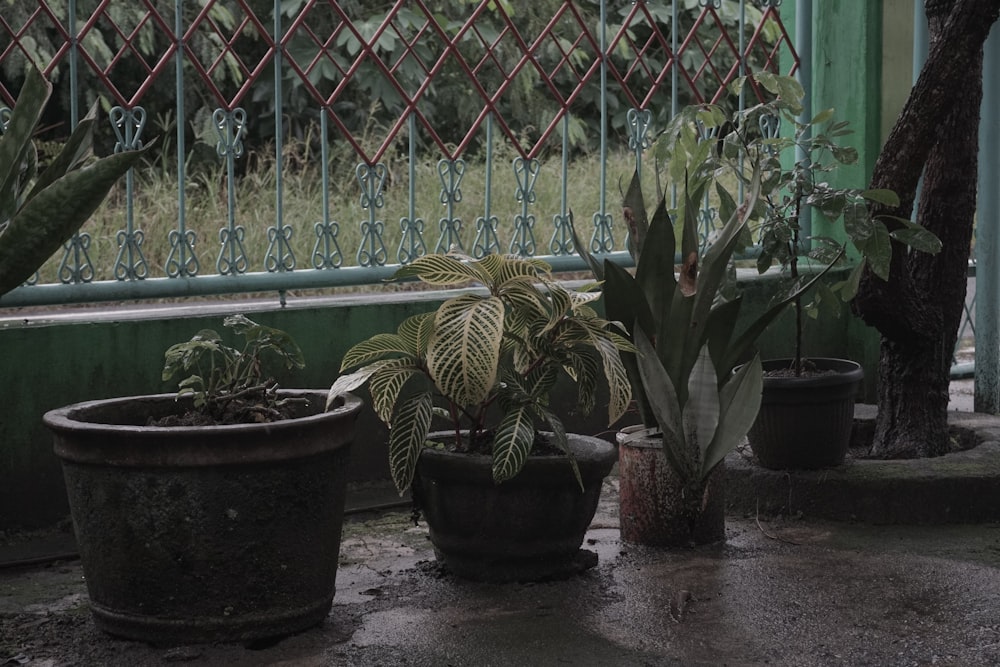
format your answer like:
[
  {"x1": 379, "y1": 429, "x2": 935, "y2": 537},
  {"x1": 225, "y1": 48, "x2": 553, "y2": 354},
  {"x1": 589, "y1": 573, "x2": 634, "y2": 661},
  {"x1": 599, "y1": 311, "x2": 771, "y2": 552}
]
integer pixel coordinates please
[{"x1": 34, "y1": 136, "x2": 656, "y2": 288}]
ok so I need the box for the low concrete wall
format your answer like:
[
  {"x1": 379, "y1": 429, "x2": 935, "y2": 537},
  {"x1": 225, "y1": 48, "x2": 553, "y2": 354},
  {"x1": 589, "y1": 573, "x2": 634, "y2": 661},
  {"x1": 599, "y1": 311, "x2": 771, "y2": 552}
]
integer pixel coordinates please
[{"x1": 0, "y1": 269, "x2": 878, "y2": 529}]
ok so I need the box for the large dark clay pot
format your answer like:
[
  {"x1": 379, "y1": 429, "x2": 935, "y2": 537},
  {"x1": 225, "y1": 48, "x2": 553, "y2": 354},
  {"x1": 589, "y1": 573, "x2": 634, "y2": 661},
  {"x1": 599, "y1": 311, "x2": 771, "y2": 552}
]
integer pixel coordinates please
[
  {"x1": 748, "y1": 358, "x2": 863, "y2": 469},
  {"x1": 43, "y1": 391, "x2": 362, "y2": 646},
  {"x1": 618, "y1": 428, "x2": 726, "y2": 547},
  {"x1": 413, "y1": 432, "x2": 616, "y2": 582}
]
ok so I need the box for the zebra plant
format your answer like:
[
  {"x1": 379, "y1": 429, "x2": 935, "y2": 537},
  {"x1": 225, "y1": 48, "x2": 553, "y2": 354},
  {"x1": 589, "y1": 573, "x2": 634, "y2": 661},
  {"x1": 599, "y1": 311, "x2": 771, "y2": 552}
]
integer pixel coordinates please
[
  {"x1": 0, "y1": 65, "x2": 152, "y2": 297},
  {"x1": 328, "y1": 251, "x2": 632, "y2": 494}
]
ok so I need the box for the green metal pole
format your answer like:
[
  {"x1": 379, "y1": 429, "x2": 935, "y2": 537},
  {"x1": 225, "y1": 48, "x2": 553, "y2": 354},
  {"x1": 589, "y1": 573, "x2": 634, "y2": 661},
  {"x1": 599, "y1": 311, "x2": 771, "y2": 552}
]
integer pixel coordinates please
[{"x1": 976, "y1": 26, "x2": 1000, "y2": 413}]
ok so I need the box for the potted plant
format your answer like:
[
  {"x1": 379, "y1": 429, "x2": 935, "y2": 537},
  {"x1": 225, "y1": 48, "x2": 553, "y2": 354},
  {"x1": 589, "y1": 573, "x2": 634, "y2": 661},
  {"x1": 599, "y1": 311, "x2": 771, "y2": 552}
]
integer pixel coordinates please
[
  {"x1": 0, "y1": 65, "x2": 152, "y2": 297},
  {"x1": 44, "y1": 315, "x2": 362, "y2": 645},
  {"x1": 736, "y1": 74, "x2": 941, "y2": 469},
  {"x1": 572, "y1": 77, "x2": 845, "y2": 546},
  {"x1": 328, "y1": 251, "x2": 632, "y2": 582}
]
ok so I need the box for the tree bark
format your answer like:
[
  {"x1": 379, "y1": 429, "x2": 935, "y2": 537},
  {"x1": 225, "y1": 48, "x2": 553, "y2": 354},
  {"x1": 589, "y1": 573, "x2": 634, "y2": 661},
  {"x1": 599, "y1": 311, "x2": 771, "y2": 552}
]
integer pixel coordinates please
[{"x1": 853, "y1": 0, "x2": 999, "y2": 457}]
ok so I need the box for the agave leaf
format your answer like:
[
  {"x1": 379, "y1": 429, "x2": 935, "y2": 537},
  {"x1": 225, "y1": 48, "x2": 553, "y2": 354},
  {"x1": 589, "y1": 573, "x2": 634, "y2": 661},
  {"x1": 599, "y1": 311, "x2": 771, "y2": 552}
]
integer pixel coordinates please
[
  {"x1": 492, "y1": 405, "x2": 536, "y2": 483},
  {"x1": 701, "y1": 354, "x2": 762, "y2": 477},
  {"x1": 388, "y1": 390, "x2": 434, "y2": 494},
  {"x1": 426, "y1": 294, "x2": 504, "y2": 407},
  {"x1": 0, "y1": 142, "x2": 154, "y2": 296}
]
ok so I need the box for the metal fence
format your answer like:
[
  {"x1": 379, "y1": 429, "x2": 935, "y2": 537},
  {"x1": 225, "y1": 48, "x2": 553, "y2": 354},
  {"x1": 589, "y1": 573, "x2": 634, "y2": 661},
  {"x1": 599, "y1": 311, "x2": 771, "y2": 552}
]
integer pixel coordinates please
[{"x1": 0, "y1": 0, "x2": 797, "y2": 307}]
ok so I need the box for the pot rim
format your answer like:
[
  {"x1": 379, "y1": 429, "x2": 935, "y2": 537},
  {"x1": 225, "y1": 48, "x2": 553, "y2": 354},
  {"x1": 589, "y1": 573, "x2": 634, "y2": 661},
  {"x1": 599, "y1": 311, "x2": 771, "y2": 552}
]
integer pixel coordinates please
[
  {"x1": 43, "y1": 390, "x2": 361, "y2": 435},
  {"x1": 44, "y1": 390, "x2": 362, "y2": 467}
]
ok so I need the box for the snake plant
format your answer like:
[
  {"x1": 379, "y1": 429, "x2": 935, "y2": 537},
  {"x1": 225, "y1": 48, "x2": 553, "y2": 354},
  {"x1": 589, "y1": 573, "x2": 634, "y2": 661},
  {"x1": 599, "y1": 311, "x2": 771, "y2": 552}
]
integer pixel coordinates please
[
  {"x1": 574, "y1": 102, "x2": 833, "y2": 498},
  {"x1": 328, "y1": 251, "x2": 632, "y2": 493},
  {"x1": 0, "y1": 65, "x2": 152, "y2": 297}
]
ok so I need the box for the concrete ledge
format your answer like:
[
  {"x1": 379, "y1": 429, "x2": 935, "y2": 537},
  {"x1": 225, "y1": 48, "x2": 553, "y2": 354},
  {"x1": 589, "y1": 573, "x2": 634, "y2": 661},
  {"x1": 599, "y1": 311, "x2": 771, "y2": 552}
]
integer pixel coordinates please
[{"x1": 726, "y1": 409, "x2": 1000, "y2": 524}]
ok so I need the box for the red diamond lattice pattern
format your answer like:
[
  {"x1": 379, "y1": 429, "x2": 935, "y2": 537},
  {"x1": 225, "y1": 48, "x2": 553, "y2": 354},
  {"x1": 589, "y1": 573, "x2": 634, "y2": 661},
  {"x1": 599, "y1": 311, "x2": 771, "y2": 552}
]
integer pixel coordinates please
[{"x1": 1, "y1": 1, "x2": 797, "y2": 159}]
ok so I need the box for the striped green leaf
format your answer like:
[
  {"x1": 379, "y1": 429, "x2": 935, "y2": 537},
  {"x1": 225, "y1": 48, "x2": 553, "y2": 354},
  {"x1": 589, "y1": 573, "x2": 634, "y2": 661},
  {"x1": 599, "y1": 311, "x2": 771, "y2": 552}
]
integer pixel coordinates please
[
  {"x1": 427, "y1": 294, "x2": 504, "y2": 407},
  {"x1": 388, "y1": 391, "x2": 434, "y2": 493},
  {"x1": 340, "y1": 333, "x2": 414, "y2": 371},
  {"x1": 492, "y1": 405, "x2": 536, "y2": 483}
]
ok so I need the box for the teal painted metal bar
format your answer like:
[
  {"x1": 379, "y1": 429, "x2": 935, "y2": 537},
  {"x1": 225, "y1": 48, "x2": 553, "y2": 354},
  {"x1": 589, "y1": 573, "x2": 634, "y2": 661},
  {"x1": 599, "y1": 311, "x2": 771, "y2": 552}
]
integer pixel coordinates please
[
  {"x1": 266, "y1": 3, "x2": 294, "y2": 274},
  {"x1": 474, "y1": 114, "x2": 499, "y2": 258},
  {"x1": 975, "y1": 26, "x2": 1000, "y2": 413},
  {"x1": 795, "y1": 0, "x2": 813, "y2": 243},
  {"x1": 0, "y1": 252, "x2": 635, "y2": 308},
  {"x1": 165, "y1": 0, "x2": 197, "y2": 279},
  {"x1": 312, "y1": 108, "x2": 342, "y2": 269},
  {"x1": 399, "y1": 113, "x2": 427, "y2": 263},
  {"x1": 110, "y1": 106, "x2": 148, "y2": 280},
  {"x1": 591, "y1": 0, "x2": 613, "y2": 254},
  {"x1": 549, "y1": 115, "x2": 573, "y2": 256}
]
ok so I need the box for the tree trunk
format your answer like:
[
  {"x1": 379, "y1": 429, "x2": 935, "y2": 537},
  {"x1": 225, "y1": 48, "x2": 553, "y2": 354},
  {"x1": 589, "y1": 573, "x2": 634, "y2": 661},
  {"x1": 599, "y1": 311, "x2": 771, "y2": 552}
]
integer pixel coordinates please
[{"x1": 853, "y1": 0, "x2": 999, "y2": 457}]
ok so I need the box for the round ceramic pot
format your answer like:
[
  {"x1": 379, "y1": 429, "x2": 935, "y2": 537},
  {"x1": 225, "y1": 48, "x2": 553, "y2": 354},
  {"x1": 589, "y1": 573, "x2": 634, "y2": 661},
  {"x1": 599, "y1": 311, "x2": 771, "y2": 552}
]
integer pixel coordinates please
[
  {"x1": 747, "y1": 358, "x2": 864, "y2": 469},
  {"x1": 412, "y1": 432, "x2": 617, "y2": 582},
  {"x1": 43, "y1": 391, "x2": 362, "y2": 646},
  {"x1": 617, "y1": 427, "x2": 726, "y2": 547}
]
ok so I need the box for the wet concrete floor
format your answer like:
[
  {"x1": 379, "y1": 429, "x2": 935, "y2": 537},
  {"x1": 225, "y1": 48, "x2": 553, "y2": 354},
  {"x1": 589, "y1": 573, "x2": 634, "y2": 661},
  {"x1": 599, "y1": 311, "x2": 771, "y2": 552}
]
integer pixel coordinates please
[{"x1": 3, "y1": 483, "x2": 1000, "y2": 666}]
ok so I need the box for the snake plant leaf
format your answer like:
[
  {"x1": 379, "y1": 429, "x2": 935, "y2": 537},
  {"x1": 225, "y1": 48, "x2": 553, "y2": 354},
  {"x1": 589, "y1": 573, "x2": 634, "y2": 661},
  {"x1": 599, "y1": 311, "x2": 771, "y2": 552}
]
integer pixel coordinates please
[
  {"x1": 340, "y1": 333, "x2": 415, "y2": 371},
  {"x1": 701, "y1": 353, "x2": 762, "y2": 477},
  {"x1": 0, "y1": 143, "x2": 154, "y2": 296},
  {"x1": 23, "y1": 102, "x2": 98, "y2": 205},
  {"x1": 0, "y1": 66, "x2": 50, "y2": 224},
  {"x1": 622, "y1": 169, "x2": 649, "y2": 259},
  {"x1": 634, "y1": 325, "x2": 698, "y2": 484},
  {"x1": 704, "y1": 296, "x2": 744, "y2": 381},
  {"x1": 683, "y1": 345, "x2": 721, "y2": 475},
  {"x1": 492, "y1": 404, "x2": 536, "y2": 483},
  {"x1": 634, "y1": 195, "x2": 677, "y2": 326},
  {"x1": 427, "y1": 294, "x2": 504, "y2": 407},
  {"x1": 393, "y1": 252, "x2": 490, "y2": 286},
  {"x1": 567, "y1": 211, "x2": 605, "y2": 281},
  {"x1": 388, "y1": 390, "x2": 434, "y2": 494}
]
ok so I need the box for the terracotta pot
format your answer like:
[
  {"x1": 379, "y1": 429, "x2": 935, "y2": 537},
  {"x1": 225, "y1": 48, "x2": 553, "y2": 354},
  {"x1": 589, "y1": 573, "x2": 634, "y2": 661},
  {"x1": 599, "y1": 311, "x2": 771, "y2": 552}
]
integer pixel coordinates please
[
  {"x1": 748, "y1": 358, "x2": 863, "y2": 470},
  {"x1": 617, "y1": 428, "x2": 726, "y2": 547},
  {"x1": 43, "y1": 391, "x2": 362, "y2": 646},
  {"x1": 413, "y1": 432, "x2": 616, "y2": 582}
]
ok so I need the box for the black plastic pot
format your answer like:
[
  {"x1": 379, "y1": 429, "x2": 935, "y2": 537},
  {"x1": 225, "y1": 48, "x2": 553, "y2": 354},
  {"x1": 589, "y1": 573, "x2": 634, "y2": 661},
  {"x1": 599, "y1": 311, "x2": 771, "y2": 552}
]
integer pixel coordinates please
[
  {"x1": 747, "y1": 358, "x2": 863, "y2": 470},
  {"x1": 43, "y1": 390, "x2": 362, "y2": 646},
  {"x1": 413, "y1": 432, "x2": 616, "y2": 582},
  {"x1": 617, "y1": 427, "x2": 726, "y2": 547}
]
